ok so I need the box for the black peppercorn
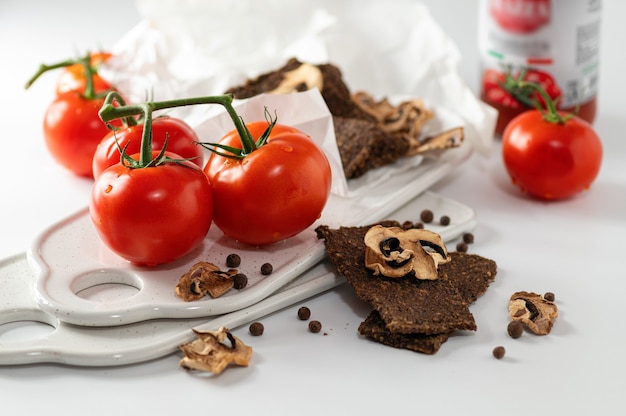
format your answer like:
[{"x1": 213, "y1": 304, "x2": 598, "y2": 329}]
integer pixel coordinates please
[
  {"x1": 507, "y1": 320, "x2": 523, "y2": 339},
  {"x1": 544, "y1": 292, "x2": 555, "y2": 302},
  {"x1": 462, "y1": 232, "x2": 474, "y2": 244},
  {"x1": 308, "y1": 320, "x2": 322, "y2": 333},
  {"x1": 260, "y1": 263, "x2": 273, "y2": 275},
  {"x1": 298, "y1": 306, "x2": 311, "y2": 320},
  {"x1": 249, "y1": 322, "x2": 264, "y2": 336},
  {"x1": 420, "y1": 209, "x2": 434, "y2": 223},
  {"x1": 439, "y1": 215, "x2": 451, "y2": 226},
  {"x1": 226, "y1": 253, "x2": 241, "y2": 268},
  {"x1": 233, "y1": 273, "x2": 248, "y2": 290},
  {"x1": 492, "y1": 346, "x2": 506, "y2": 359},
  {"x1": 456, "y1": 242, "x2": 468, "y2": 253}
]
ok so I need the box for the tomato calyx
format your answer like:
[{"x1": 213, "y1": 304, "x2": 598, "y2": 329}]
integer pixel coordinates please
[
  {"x1": 99, "y1": 92, "x2": 268, "y2": 166},
  {"x1": 25, "y1": 51, "x2": 111, "y2": 100},
  {"x1": 100, "y1": 91, "x2": 205, "y2": 169},
  {"x1": 197, "y1": 108, "x2": 278, "y2": 160},
  {"x1": 514, "y1": 80, "x2": 573, "y2": 125}
]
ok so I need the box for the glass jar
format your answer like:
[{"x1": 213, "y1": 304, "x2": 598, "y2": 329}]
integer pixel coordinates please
[{"x1": 478, "y1": 0, "x2": 602, "y2": 135}]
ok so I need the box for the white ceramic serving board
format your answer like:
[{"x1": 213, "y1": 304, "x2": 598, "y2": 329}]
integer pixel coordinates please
[
  {"x1": 0, "y1": 191, "x2": 476, "y2": 366},
  {"x1": 29, "y1": 138, "x2": 472, "y2": 327}
]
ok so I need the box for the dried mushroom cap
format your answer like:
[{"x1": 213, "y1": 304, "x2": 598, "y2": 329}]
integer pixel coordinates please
[
  {"x1": 179, "y1": 326, "x2": 253, "y2": 374},
  {"x1": 351, "y1": 91, "x2": 463, "y2": 158},
  {"x1": 268, "y1": 63, "x2": 324, "y2": 94},
  {"x1": 508, "y1": 291, "x2": 559, "y2": 335},
  {"x1": 364, "y1": 225, "x2": 450, "y2": 280},
  {"x1": 352, "y1": 91, "x2": 434, "y2": 140},
  {"x1": 406, "y1": 126, "x2": 464, "y2": 157},
  {"x1": 175, "y1": 261, "x2": 238, "y2": 301}
]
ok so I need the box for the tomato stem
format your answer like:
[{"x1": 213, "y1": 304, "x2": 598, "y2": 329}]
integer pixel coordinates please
[
  {"x1": 516, "y1": 81, "x2": 571, "y2": 124},
  {"x1": 98, "y1": 93, "x2": 262, "y2": 166},
  {"x1": 24, "y1": 51, "x2": 107, "y2": 100}
]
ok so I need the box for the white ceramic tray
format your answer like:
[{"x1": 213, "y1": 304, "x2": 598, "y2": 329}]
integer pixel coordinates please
[
  {"x1": 0, "y1": 191, "x2": 476, "y2": 366},
  {"x1": 29, "y1": 137, "x2": 472, "y2": 327}
]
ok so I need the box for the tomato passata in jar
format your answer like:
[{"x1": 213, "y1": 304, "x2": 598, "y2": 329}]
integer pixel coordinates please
[{"x1": 478, "y1": 0, "x2": 602, "y2": 135}]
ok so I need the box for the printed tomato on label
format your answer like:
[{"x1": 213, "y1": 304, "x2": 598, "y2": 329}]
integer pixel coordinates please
[
  {"x1": 502, "y1": 84, "x2": 602, "y2": 200},
  {"x1": 202, "y1": 118, "x2": 332, "y2": 246},
  {"x1": 93, "y1": 115, "x2": 204, "y2": 179},
  {"x1": 481, "y1": 67, "x2": 563, "y2": 136}
]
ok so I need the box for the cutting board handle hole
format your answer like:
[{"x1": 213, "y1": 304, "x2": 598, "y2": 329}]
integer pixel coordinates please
[{"x1": 71, "y1": 269, "x2": 142, "y2": 302}]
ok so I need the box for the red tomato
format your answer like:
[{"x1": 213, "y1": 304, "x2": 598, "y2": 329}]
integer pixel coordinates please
[
  {"x1": 90, "y1": 151, "x2": 213, "y2": 266},
  {"x1": 43, "y1": 91, "x2": 112, "y2": 177},
  {"x1": 56, "y1": 52, "x2": 113, "y2": 95},
  {"x1": 92, "y1": 116, "x2": 204, "y2": 179},
  {"x1": 502, "y1": 110, "x2": 603, "y2": 200},
  {"x1": 204, "y1": 122, "x2": 331, "y2": 246}
]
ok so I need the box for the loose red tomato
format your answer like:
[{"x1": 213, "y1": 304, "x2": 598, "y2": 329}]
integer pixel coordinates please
[
  {"x1": 43, "y1": 91, "x2": 112, "y2": 177},
  {"x1": 55, "y1": 52, "x2": 113, "y2": 95},
  {"x1": 92, "y1": 116, "x2": 204, "y2": 179},
  {"x1": 502, "y1": 110, "x2": 603, "y2": 200},
  {"x1": 90, "y1": 151, "x2": 213, "y2": 266},
  {"x1": 204, "y1": 121, "x2": 331, "y2": 246}
]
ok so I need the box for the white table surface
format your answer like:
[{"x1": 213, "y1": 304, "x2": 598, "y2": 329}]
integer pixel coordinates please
[{"x1": 1, "y1": 1, "x2": 625, "y2": 415}]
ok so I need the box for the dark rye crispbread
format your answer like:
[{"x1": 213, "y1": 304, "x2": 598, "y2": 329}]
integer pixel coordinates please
[
  {"x1": 315, "y1": 223, "x2": 497, "y2": 353},
  {"x1": 333, "y1": 116, "x2": 410, "y2": 179},
  {"x1": 359, "y1": 310, "x2": 452, "y2": 354},
  {"x1": 225, "y1": 58, "x2": 410, "y2": 179},
  {"x1": 226, "y1": 58, "x2": 373, "y2": 121}
]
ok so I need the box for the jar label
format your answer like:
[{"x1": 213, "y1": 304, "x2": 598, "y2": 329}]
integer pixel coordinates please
[{"x1": 479, "y1": 0, "x2": 602, "y2": 108}]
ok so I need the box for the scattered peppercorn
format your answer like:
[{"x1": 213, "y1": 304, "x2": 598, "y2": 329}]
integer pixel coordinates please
[
  {"x1": 414, "y1": 222, "x2": 424, "y2": 229},
  {"x1": 233, "y1": 273, "x2": 248, "y2": 290},
  {"x1": 260, "y1": 263, "x2": 273, "y2": 275},
  {"x1": 456, "y1": 242, "x2": 468, "y2": 252},
  {"x1": 297, "y1": 306, "x2": 311, "y2": 320},
  {"x1": 544, "y1": 292, "x2": 555, "y2": 302},
  {"x1": 439, "y1": 215, "x2": 451, "y2": 226},
  {"x1": 507, "y1": 320, "x2": 524, "y2": 339},
  {"x1": 462, "y1": 232, "x2": 474, "y2": 244},
  {"x1": 492, "y1": 346, "x2": 506, "y2": 359},
  {"x1": 420, "y1": 209, "x2": 434, "y2": 223},
  {"x1": 249, "y1": 322, "x2": 264, "y2": 336},
  {"x1": 226, "y1": 253, "x2": 241, "y2": 268},
  {"x1": 402, "y1": 220, "x2": 414, "y2": 229},
  {"x1": 308, "y1": 320, "x2": 322, "y2": 333}
]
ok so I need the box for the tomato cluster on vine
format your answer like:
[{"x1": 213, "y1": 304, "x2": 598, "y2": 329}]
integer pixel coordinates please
[{"x1": 26, "y1": 51, "x2": 332, "y2": 266}]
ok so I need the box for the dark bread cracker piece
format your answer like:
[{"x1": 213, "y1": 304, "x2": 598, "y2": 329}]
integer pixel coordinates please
[
  {"x1": 440, "y1": 252, "x2": 497, "y2": 304},
  {"x1": 357, "y1": 252, "x2": 497, "y2": 353},
  {"x1": 316, "y1": 224, "x2": 476, "y2": 335},
  {"x1": 333, "y1": 116, "x2": 409, "y2": 179},
  {"x1": 225, "y1": 58, "x2": 410, "y2": 179},
  {"x1": 225, "y1": 58, "x2": 373, "y2": 121},
  {"x1": 358, "y1": 310, "x2": 451, "y2": 354},
  {"x1": 226, "y1": 58, "x2": 302, "y2": 98}
]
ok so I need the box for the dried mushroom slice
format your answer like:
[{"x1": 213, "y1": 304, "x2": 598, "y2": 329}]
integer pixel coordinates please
[
  {"x1": 175, "y1": 261, "x2": 238, "y2": 301},
  {"x1": 364, "y1": 225, "x2": 450, "y2": 280},
  {"x1": 406, "y1": 126, "x2": 464, "y2": 157},
  {"x1": 508, "y1": 291, "x2": 559, "y2": 335},
  {"x1": 268, "y1": 63, "x2": 324, "y2": 94},
  {"x1": 351, "y1": 91, "x2": 434, "y2": 140},
  {"x1": 179, "y1": 327, "x2": 253, "y2": 374}
]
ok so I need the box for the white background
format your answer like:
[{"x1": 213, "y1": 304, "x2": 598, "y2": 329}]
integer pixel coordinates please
[{"x1": 1, "y1": 1, "x2": 625, "y2": 415}]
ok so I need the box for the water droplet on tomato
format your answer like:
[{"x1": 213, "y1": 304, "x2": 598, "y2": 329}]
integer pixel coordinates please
[{"x1": 281, "y1": 145, "x2": 293, "y2": 152}]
